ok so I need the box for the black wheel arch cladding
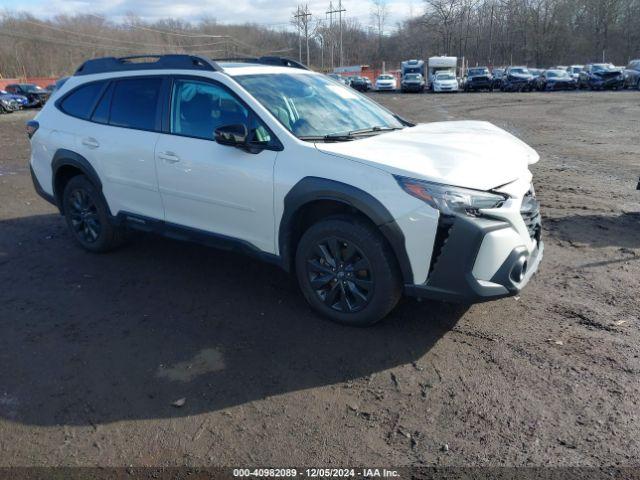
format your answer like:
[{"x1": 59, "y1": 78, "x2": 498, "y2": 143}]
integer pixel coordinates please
[
  {"x1": 52, "y1": 149, "x2": 103, "y2": 213},
  {"x1": 279, "y1": 176, "x2": 414, "y2": 284}
]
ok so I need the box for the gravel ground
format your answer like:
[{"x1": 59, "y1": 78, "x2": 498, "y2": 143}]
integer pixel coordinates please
[{"x1": 0, "y1": 91, "x2": 639, "y2": 468}]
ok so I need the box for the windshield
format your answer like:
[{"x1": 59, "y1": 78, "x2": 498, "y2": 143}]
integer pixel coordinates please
[
  {"x1": 510, "y1": 68, "x2": 530, "y2": 75},
  {"x1": 468, "y1": 68, "x2": 488, "y2": 75},
  {"x1": 547, "y1": 70, "x2": 569, "y2": 78},
  {"x1": 570, "y1": 67, "x2": 582, "y2": 73},
  {"x1": 20, "y1": 84, "x2": 43, "y2": 92},
  {"x1": 405, "y1": 74, "x2": 421, "y2": 80},
  {"x1": 235, "y1": 73, "x2": 403, "y2": 139},
  {"x1": 436, "y1": 73, "x2": 455, "y2": 80},
  {"x1": 593, "y1": 64, "x2": 615, "y2": 72},
  {"x1": 378, "y1": 75, "x2": 393, "y2": 80}
]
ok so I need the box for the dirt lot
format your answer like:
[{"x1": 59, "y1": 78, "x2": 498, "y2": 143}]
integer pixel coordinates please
[{"x1": 1, "y1": 91, "x2": 639, "y2": 468}]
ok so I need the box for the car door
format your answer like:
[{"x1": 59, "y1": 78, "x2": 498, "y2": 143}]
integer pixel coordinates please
[
  {"x1": 154, "y1": 76, "x2": 279, "y2": 254},
  {"x1": 81, "y1": 76, "x2": 166, "y2": 220}
]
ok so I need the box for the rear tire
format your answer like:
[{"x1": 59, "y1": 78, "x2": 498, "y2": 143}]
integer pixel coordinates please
[
  {"x1": 295, "y1": 215, "x2": 402, "y2": 326},
  {"x1": 62, "y1": 175, "x2": 126, "y2": 253}
]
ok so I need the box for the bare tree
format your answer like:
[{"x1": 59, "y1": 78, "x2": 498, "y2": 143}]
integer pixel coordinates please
[{"x1": 370, "y1": 0, "x2": 389, "y2": 64}]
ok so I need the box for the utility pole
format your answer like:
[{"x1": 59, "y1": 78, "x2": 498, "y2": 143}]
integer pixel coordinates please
[
  {"x1": 293, "y1": 6, "x2": 302, "y2": 62},
  {"x1": 327, "y1": 2, "x2": 334, "y2": 69},
  {"x1": 294, "y1": 4, "x2": 312, "y2": 65},
  {"x1": 327, "y1": 0, "x2": 346, "y2": 67}
]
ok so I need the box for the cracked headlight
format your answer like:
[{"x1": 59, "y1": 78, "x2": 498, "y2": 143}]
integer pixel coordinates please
[{"x1": 395, "y1": 176, "x2": 508, "y2": 217}]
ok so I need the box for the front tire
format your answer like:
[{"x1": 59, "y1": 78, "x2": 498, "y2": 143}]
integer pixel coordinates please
[
  {"x1": 62, "y1": 175, "x2": 125, "y2": 253},
  {"x1": 295, "y1": 216, "x2": 402, "y2": 326}
]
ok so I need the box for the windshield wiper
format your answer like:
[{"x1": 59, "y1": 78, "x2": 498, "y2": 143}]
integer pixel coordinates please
[
  {"x1": 298, "y1": 134, "x2": 354, "y2": 142},
  {"x1": 298, "y1": 126, "x2": 404, "y2": 143}
]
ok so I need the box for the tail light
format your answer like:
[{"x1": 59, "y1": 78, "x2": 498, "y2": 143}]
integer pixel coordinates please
[{"x1": 26, "y1": 120, "x2": 39, "y2": 139}]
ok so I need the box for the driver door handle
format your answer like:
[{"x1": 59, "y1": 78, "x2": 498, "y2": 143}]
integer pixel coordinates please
[
  {"x1": 81, "y1": 137, "x2": 100, "y2": 149},
  {"x1": 158, "y1": 151, "x2": 180, "y2": 164}
]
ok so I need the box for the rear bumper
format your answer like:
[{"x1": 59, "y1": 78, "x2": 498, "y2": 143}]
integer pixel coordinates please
[
  {"x1": 404, "y1": 213, "x2": 543, "y2": 303},
  {"x1": 30, "y1": 165, "x2": 58, "y2": 209}
]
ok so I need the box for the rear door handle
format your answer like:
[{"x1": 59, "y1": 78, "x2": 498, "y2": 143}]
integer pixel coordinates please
[
  {"x1": 81, "y1": 137, "x2": 100, "y2": 149},
  {"x1": 158, "y1": 151, "x2": 180, "y2": 164}
]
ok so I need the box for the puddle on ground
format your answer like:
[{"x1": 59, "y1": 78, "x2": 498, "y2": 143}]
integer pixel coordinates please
[{"x1": 156, "y1": 348, "x2": 225, "y2": 382}]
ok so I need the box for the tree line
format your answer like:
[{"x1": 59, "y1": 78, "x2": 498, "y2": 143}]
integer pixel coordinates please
[{"x1": 1, "y1": 0, "x2": 639, "y2": 79}]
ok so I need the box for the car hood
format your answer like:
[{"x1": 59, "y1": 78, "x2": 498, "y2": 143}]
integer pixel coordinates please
[
  {"x1": 314, "y1": 121, "x2": 539, "y2": 191},
  {"x1": 0, "y1": 93, "x2": 25, "y2": 101}
]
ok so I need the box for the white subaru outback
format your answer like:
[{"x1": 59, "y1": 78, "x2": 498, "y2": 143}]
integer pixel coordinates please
[{"x1": 28, "y1": 55, "x2": 543, "y2": 326}]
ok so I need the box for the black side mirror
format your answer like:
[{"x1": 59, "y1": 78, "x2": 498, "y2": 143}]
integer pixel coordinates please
[{"x1": 215, "y1": 124, "x2": 248, "y2": 147}]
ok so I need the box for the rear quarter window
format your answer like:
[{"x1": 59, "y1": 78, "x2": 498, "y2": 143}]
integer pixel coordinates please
[{"x1": 59, "y1": 81, "x2": 107, "y2": 119}]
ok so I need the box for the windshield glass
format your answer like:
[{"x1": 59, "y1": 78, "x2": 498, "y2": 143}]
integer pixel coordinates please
[
  {"x1": 378, "y1": 75, "x2": 393, "y2": 80},
  {"x1": 405, "y1": 74, "x2": 421, "y2": 80},
  {"x1": 436, "y1": 73, "x2": 455, "y2": 80},
  {"x1": 21, "y1": 84, "x2": 43, "y2": 92},
  {"x1": 593, "y1": 64, "x2": 615, "y2": 71},
  {"x1": 547, "y1": 70, "x2": 569, "y2": 78},
  {"x1": 468, "y1": 68, "x2": 488, "y2": 75},
  {"x1": 235, "y1": 73, "x2": 403, "y2": 139},
  {"x1": 570, "y1": 67, "x2": 582, "y2": 73},
  {"x1": 510, "y1": 68, "x2": 530, "y2": 75}
]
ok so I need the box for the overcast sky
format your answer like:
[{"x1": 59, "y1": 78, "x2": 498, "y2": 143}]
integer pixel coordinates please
[{"x1": 3, "y1": 0, "x2": 424, "y2": 32}]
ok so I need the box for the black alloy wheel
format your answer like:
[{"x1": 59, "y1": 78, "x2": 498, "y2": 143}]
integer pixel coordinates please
[
  {"x1": 67, "y1": 187, "x2": 101, "y2": 244},
  {"x1": 306, "y1": 236, "x2": 374, "y2": 314},
  {"x1": 62, "y1": 175, "x2": 126, "y2": 253},
  {"x1": 295, "y1": 215, "x2": 402, "y2": 326}
]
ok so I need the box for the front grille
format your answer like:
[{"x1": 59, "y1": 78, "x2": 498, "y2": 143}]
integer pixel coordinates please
[{"x1": 520, "y1": 190, "x2": 541, "y2": 242}]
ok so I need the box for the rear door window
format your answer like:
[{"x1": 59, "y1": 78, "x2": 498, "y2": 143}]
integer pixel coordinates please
[
  {"x1": 109, "y1": 77, "x2": 162, "y2": 131},
  {"x1": 59, "y1": 81, "x2": 107, "y2": 120}
]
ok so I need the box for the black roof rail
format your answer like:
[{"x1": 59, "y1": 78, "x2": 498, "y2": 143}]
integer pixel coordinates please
[
  {"x1": 212, "y1": 56, "x2": 310, "y2": 71},
  {"x1": 74, "y1": 54, "x2": 222, "y2": 76}
]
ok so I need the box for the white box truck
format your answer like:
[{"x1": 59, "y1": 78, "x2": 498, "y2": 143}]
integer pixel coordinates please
[{"x1": 428, "y1": 56, "x2": 458, "y2": 90}]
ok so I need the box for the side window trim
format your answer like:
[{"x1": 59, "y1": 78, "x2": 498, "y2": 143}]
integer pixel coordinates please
[
  {"x1": 90, "y1": 81, "x2": 114, "y2": 124},
  {"x1": 167, "y1": 75, "x2": 283, "y2": 151}
]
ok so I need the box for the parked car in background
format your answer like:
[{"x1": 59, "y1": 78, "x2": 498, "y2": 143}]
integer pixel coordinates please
[
  {"x1": 492, "y1": 68, "x2": 505, "y2": 90},
  {"x1": 432, "y1": 71, "x2": 459, "y2": 93},
  {"x1": 464, "y1": 67, "x2": 493, "y2": 92},
  {"x1": 501, "y1": 66, "x2": 534, "y2": 92},
  {"x1": 28, "y1": 54, "x2": 543, "y2": 325},
  {"x1": 364, "y1": 77, "x2": 372, "y2": 90},
  {"x1": 567, "y1": 65, "x2": 584, "y2": 80},
  {"x1": 327, "y1": 73, "x2": 350, "y2": 86},
  {"x1": 623, "y1": 60, "x2": 640, "y2": 90},
  {"x1": 528, "y1": 68, "x2": 544, "y2": 89},
  {"x1": 375, "y1": 74, "x2": 397, "y2": 91},
  {"x1": 535, "y1": 69, "x2": 577, "y2": 91},
  {"x1": 4, "y1": 83, "x2": 50, "y2": 107},
  {"x1": 0, "y1": 89, "x2": 28, "y2": 112},
  {"x1": 44, "y1": 76, "x2": 71, "y2": 94},
  {"x1": 400, "y1": 73, "x2": 425, "y2": 92},
  {"x1": 578, "y1": 64, "x2": 625, "y2": 90},
  {"x1": 349, "y1": 76, "x2": 370, "y2": 92}
]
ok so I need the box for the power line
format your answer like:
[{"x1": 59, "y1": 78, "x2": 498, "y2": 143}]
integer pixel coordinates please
[
  {"x1": 14, "y1": 18, "x2": 230, "y2": 48},
  {"x1": 0, "y1": 28, "x2": 141, "y2": 52}
]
